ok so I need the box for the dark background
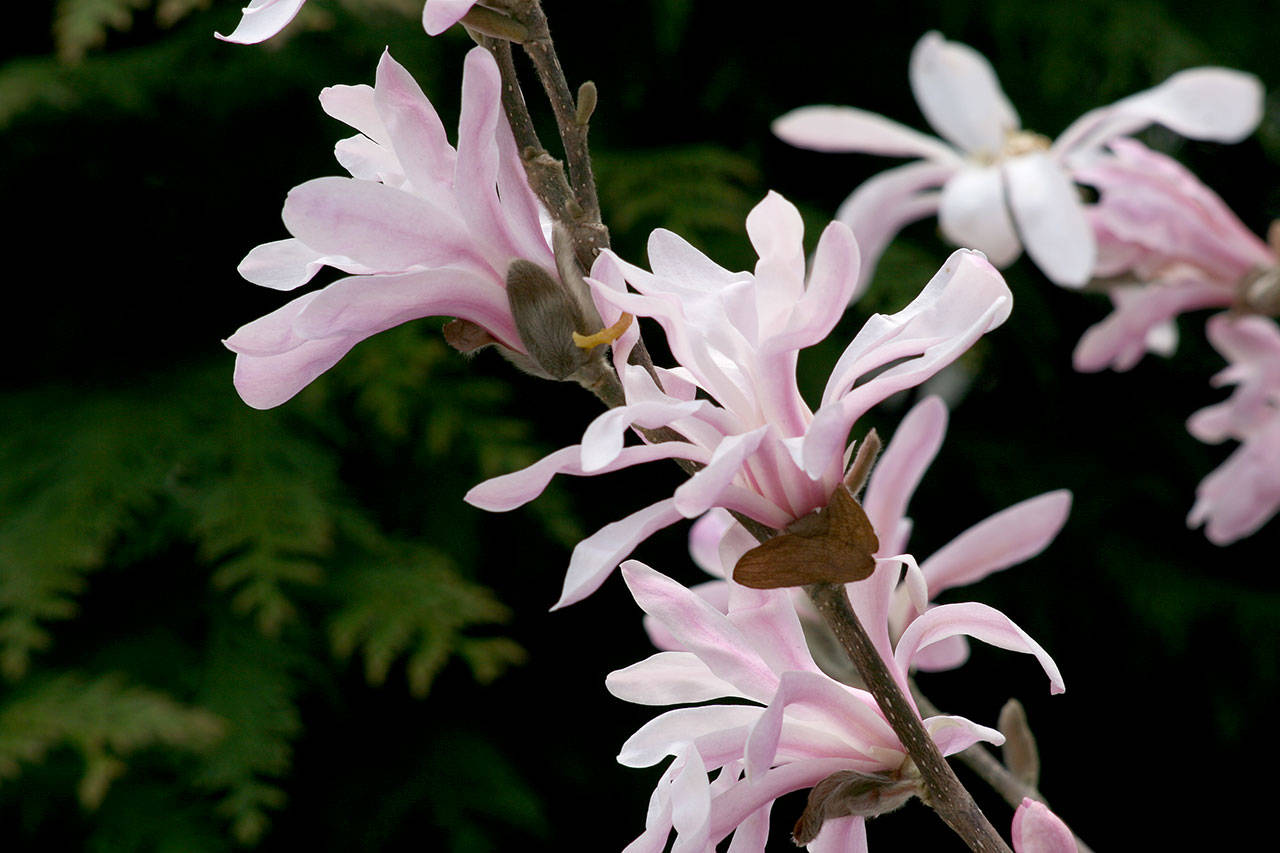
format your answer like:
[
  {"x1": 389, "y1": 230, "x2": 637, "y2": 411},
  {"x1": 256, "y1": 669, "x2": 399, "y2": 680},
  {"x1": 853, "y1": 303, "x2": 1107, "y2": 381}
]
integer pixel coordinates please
[{"x1": 2, "y1": 1, "x2": 1278, "y2": 849}]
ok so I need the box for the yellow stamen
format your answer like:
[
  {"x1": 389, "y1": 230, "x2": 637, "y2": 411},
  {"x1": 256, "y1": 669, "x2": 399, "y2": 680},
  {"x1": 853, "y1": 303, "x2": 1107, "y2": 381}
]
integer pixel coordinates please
[{"x1": 573, "y1": 313, "x2": 634, "y2": 349}]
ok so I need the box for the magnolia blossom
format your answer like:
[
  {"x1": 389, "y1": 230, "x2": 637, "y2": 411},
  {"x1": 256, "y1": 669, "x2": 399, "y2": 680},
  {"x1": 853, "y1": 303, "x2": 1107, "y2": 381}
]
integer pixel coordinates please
[
  {"x1": 1072, "y1": 138, "x2": 1275, "y2": 372},
  {"x1": 466, "y1": 192, "x2": 1012, "y2": 607},
  {"x1": 1012, "y1": 799, "x2": 1078, "y2": 853},
  {"x1": 1186, "y1": 314, "x2": 1280, "y2": 544},
  {"x1": 607, "y1": 561, "x2": 1063, "y2": 852},
  {"x1": 773, "y1": 30, "x2": 1262, "y2": 288},
  {"x1": 224, "y1": 47, "x2": 555, "y2": 408},
  {"x1": 661, "y1": 396, "x2": 1072, "y2": 676},
  {"x1": 216, "y1": 0, "x2": 476, "y2": 43}
]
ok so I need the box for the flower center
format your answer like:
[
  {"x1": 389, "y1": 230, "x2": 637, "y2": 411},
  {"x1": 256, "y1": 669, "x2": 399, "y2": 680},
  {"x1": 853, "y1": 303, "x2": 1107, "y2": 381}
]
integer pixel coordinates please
[{"x1": 1001, "y1": 129, "x2": 1052, "y2": 158}]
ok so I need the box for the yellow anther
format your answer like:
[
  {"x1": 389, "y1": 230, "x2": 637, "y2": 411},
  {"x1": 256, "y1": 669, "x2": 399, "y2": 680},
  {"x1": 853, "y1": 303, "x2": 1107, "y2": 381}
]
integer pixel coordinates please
[{"x1": 573, "y1": 313, "x2": 634, "y2": 349}]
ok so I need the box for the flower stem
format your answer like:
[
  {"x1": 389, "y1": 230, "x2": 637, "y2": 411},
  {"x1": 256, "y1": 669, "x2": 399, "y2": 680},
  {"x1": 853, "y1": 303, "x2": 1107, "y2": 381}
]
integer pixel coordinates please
[{"x1": 805, "y1": 582, "x2": 1013, "y2": 852}]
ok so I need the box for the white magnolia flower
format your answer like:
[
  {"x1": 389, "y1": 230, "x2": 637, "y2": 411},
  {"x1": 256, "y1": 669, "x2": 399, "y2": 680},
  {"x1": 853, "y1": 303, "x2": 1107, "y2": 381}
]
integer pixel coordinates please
[{"x1": 774, "y1": 31, "x2": 1262, "y2": 288}]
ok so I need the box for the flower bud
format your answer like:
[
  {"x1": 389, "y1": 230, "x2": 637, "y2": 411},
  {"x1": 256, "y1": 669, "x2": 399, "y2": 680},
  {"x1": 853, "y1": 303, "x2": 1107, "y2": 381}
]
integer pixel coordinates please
[
  {"x1": 506, "y1": 259, "x2": 592, "y2": 380},
  {"x1": 792, "y1": 765, "x2": 920, "y2": 844}
]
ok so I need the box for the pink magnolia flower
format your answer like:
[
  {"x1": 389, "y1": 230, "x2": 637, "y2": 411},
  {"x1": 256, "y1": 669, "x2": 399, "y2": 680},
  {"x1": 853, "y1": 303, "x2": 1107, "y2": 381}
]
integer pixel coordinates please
[
  {"x1": 773, "y1": 31, "x2": 1262, "y2": 288},
  {"x1": 1012, "y1": 799, "x2": 1078, "y2": 853},
  {"x1": 216, "y1": 0, "x2": 475, "y2": 43},
  {"x1": 663, "y1": 396, "x2": 1072, "y2": 676},
  {"x1": 607, "y1": 561, "x2": 1063, "y2": 852},
  {"x1": 1072, "y1": 138, "x2": 1274, "y2": 372},
  {"x1": 1186, "y1": 313, "x2": 1280, "y2": 544},
  {"x1": 465, "y1": 192, "x2": 1013, "y2": 607},
  {"x1": 224, "y1": 47, "x2": 554, "y2": 409}
]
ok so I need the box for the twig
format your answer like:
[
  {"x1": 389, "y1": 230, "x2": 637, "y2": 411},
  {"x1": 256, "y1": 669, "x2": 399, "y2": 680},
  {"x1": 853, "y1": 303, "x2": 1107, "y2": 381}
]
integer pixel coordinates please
[
  {"x1": 805, "y1": 583, "x2": 1013, "y2": 852},
  {"x1": 913, "y1": 686, "x2": 1095, "y2": 853}
]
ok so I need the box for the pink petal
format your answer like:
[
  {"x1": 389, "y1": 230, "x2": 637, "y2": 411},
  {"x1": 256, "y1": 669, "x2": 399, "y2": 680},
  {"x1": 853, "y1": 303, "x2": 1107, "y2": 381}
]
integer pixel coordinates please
[
  {"x1": 215, "y1": 0, "x2": 306, "y2": 44},
  {"x1": 689, "y1": 510, "x2": 736, "y2": 577},
  {"x1": 616, "y1": 705, "x2": 762, "y2": 768},
  {"x1": 607, "y1": 652, "x2": 751, "y2": 708},
  {"x1": 895, "y1": 602, "x2": 1065, "y2": 694},
  {"x1": 923, "y1": 714, "x2": 1004, "y2": 755},
  {"x1": 465, "y1": 442, "x2": 709, "y2": 512},
  {"x1": 318, "y1": 83, "x2": 388, "y2": 145},
  {"x1": 1187, "y1": 418, "x2": 1280, "y2": 545},
  {"x1": 1012, "y1": 799, "x2": 1079, "y2": 853},
  {"x1": 939, "y1": 166, "x2": 1022, "y2": 267},
  {"x1": 556, "y1": 504, "x2": 689, "y2": 609},
  {"x1": 236, "y1": 238, "x2": 367, "y2": 292},
  {"x1": 670, "y1": 749, "x2": 713, "y2": 853},
  {"x1": 673, "y1": 428, "x2": 771, "y2": 518},
  {"x1": 726, "y1": 802, "x2": 772, "y2": 853},
  {"x1": 454, "y1": 47, "x2": 535, "y2": 270},
  {"x1": 581, "y1": 399, "x2": 711, "y2": 471},
  {"x1": 644, "y1": 580, "x2": 731, "y2": 651},
  {"x1": 807, "y1": 251, "x2": 1011, "y2": 479},
  {"x1": 807, "y1": 816, "x2": 868, "y2": 853},
  {"x1": 863, "y1": 396, "x2": 948, "y2": 552},
  {"x1": 744, "y1": 671, "x2": 896, "y2": 780},
  {"x1": 1073, "y1": 278, "x2": 1229, "y2": 373},
  {"x1": 294, "y1": 267, "x2": 520, "y2": 349},
  {"x1": 1004, "y1": 154, "x2": 1096, "y2": 287},
  {"x1": 726, "y1": 586, "x2": 821, "y2": 677},
  {"x1": 282, "y1": 177, "x2": 473, "y2": 270},
  {"x1": 909, "y1": 31, "x2": 1020, "y2": 157},
  {"x1": 373, "y1": 51, "x2": 456, "y2": 194},
  {"x1": 835, "y1": 160, "x2": 951, "y2": 293},
  {"x1": 619, "y1": 562, "x2": 780, "y2": 701},
  {"x1": 707, "y1": 759, "x2": 859, "y2": 844},
  {"x1": 772, "y1": 105, "x2": 961, "y2": 163},
  {"x1": 1057, "y1": 67, "x2": 1263, "y2": 158},
  {"x1": 920, "y1": 490, "x2": 1072, "y2": 595},
  {"x1": 775, "y1": 220, "x2": 863, "y2": 350},
  {"x1": 422, "y1": 0, "x2": 478, "y2": 35}
]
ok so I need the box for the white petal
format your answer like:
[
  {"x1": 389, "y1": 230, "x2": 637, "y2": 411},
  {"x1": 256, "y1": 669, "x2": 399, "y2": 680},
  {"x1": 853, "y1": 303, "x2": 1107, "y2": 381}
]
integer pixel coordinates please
[
  {"x1": 772, "y1": 105, "x2": 961, "y2": 164},
  {"x1": 938, "y1": 166, "x2": 1022, "y2": 266},
  {"x1": 1005, "y1": 154, "x2": 1096, "y2": 286},
  {"x1": 909, "y1": 31, "x2": 1020, "y2": 157}
]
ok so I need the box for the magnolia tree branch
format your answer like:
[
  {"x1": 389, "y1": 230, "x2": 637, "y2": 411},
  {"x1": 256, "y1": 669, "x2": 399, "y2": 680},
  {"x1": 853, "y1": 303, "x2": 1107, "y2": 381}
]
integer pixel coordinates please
[
  {"x1": 806, "y1": 583, "x2": 1014, "y2": 852},
  {"x1": 479, "y1": 7, "x2": 1014, "y2": 850}
]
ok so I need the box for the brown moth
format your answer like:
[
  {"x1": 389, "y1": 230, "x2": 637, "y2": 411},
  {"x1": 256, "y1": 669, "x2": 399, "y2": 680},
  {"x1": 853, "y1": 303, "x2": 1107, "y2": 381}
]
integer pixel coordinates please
[{"x1": 732, "y1": 484, "x2": 880, "y2": 589}]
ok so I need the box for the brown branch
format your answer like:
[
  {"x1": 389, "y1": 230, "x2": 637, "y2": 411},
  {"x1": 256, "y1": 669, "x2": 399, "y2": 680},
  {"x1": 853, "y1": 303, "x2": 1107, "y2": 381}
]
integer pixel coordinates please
[{"x1": 806, "y1": 583, "x2": 1013, "y2": 851}]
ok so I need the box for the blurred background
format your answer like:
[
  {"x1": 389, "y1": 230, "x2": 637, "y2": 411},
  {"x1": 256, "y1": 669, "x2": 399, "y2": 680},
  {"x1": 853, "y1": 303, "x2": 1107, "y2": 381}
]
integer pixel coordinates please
[{"x1": 2, "y1": 0, "x2": 1277, "y2": 849}]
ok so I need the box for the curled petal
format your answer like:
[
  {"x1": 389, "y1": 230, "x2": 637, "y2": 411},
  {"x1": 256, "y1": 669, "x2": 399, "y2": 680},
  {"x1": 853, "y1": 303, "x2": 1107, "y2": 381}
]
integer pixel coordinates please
[
  {"x1": 835, "y1": 161, "x2": 951, "y2": 293},
  {"x1": 465, "y1": 442, "x2": 709, "y2": 512},
  {"x1": 922, "y1": 714, "x2": 1004, "y2": 756},
  {"x1": 555, "y1": 502, "x2": 687, "y2": 609},
  {"x1": 1056, "y1": 67, "x2": 1264, "y2": 158},
  {"x1": 422, "y1": 0, "x2": 479, "y2": 36},
  {"x1": 215, "y1": 0, "x2": 306, "y2": 44},
  {"x1": 617, "y1": 705, "x2": 761, "y2": 768},
  {"x1": 1073, "y1": 278, "x2": 1229, "y2": 373},
  {"x1": 580, "y1": 399, "x2": 711, "y2": 471},
  {"x1": 236, "y1": 238, "x2": 368, "y2": 292},
  {"x1": 895, "y1": 602, "x2": 1065, "y2": 694},
  {"x1": 909, "y1": 31, "x2": 1020, "y2": 157}
]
